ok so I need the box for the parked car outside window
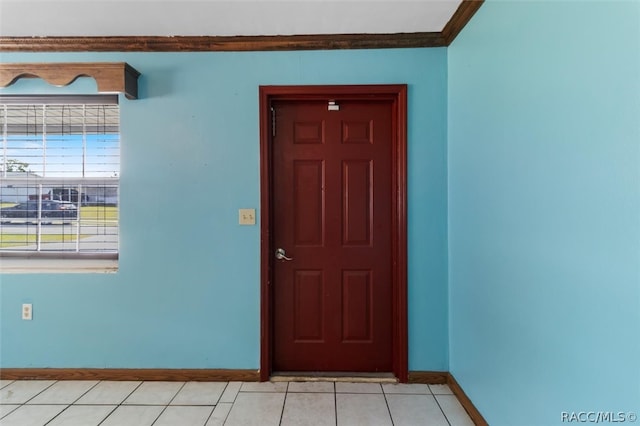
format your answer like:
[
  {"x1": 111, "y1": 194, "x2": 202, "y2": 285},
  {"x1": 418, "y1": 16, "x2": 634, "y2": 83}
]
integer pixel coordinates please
[{"x1": 0, "y1": 200, "x2": 78, "y2": 221}]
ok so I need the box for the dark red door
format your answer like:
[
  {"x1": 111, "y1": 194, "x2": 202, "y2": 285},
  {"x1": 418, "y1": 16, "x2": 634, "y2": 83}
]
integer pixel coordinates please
[{"x1": 272, "y1": 99, "x2": 393, "y2": 372}]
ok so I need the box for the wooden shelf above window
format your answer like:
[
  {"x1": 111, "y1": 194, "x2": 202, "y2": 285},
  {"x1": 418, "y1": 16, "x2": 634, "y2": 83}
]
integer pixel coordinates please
[{"x1": 0, "y1": 62, "x2": 141, "y2": 100}]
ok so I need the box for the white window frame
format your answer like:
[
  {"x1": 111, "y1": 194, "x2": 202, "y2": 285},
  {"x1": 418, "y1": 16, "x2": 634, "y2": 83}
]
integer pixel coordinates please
[{"x1": 0, "y1": 95, "x2": 119, "y2": 273}]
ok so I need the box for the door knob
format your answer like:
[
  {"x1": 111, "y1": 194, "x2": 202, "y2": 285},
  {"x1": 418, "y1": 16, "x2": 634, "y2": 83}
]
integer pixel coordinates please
[{"x1": 275, "y1": 248, "x2": 293, "y2": 261}]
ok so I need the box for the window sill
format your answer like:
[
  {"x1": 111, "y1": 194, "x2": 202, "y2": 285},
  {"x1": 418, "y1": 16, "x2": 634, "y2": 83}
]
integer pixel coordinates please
[{"x1": 0, "y1": 254, "x2": 117, "y2": 274}]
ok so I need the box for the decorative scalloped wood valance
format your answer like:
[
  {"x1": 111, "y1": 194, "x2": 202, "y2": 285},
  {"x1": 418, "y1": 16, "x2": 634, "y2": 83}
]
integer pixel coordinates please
[{"x1": 0, "y1": 62, "x2": 141, "y2": 99}]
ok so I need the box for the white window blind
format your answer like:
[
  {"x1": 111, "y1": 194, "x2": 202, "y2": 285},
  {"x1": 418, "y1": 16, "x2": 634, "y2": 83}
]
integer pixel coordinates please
[{"x1": 0, "y1": 95, "x2": 119, "y2": 257}]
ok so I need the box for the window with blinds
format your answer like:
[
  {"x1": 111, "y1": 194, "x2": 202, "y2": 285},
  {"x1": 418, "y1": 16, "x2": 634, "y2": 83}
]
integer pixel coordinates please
[{"x1": 0, "y1": 95, "x2": 119, "y2": 259}]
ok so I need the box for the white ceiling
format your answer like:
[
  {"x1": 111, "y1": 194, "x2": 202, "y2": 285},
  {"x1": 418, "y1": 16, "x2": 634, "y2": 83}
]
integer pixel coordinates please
[{"x1": 0, "y1": 0, "x2": 463, "y2": 37}]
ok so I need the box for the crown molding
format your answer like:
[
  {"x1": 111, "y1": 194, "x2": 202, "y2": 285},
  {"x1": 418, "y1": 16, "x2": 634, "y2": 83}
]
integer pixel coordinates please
[
  {"x1": 442, "y1": 0, "x2": 484, "y2": 45},
  {"x1": 0, "y1": 32, "x2": 444, "y2": 52},
  {"x1": 0, "y1": 1, "x2": 482, "y2": 52}
]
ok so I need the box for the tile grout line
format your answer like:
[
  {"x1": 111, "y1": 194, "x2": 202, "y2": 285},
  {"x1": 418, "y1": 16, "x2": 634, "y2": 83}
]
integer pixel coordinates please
[
  {"x1": 220, "y1": 381, "x2": 230, "y2": 402},
  {"x1": 381, "y1": 385, "x2": 396, "y2": 426},
  {"x1": 199, "y1": 381, "x2": 228, "y2": 426},
  {"x1": 11, "y1": 379, "x2": 59, "y2": 425},
  {"x1": 333, "y1": 382, "x2": 337, "y2": 426},
  {"x1": 225, "y1": 381, "x2": 242, "y2": 404},
  {"x1": 95, "y1": 405, "x2": 119, "y2": 426},
  {"x1": 5, "y1": 379, "x2": 60, "y2": 424},
  {"x1": 149, "y1": 381, "x2": 187, "y2": 426},
  {"x1": 277, "y1": 382, "x2": 289, "y2": 426},
  {"x1": 432, "y1": 393, "x2": 454, "y2": 426},
  {"x1": 0, "y1": 380, "x2": 19, "y2": 421},
  {"x1": 222, "y1": 381, "x2": 238, "y2": 423},
  {"x1": 22, "y1": 379, "x2": 58, "y2": 405},
  {"x1": 0, "y1": 404, "x2": 21, "y2": 421},
  {"x1": 202, "y1": 404, "x2": 216, "y2": 426},
  {"x1": 97, "y1": 379, "x2": 145, "y2": 425},
  {"x1": 219, "y1": 398, "x2": 233, "y2": 425},
  {"x1": 2, "y1": 380, "x2": 471, "y2": 426},
  {"x1": 204, "y1": 381, "x2": 234, "y2": 426},
  {"x1": 0, "y1": 380, "x2": 15, "y2": 391},
  {"x1": 42, "y1": 379, "x2": 103, "y2": 425}
]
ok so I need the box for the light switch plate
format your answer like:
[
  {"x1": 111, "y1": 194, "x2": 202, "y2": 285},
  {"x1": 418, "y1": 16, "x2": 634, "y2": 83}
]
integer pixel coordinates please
[{"x1": 239, "y1": 208, "x2": 256, "y2": 225}]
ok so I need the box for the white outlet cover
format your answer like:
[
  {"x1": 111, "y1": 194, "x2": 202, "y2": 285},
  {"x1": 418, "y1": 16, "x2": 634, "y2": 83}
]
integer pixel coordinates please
[{"x1": 22, "y1": 303, "x2": 33, "y2": 320}]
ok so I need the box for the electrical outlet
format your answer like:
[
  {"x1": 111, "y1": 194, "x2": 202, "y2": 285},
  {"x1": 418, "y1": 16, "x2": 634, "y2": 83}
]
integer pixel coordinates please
[
  {"x1": 22, "y1": 303, "x2": 32, "y2": 320},
  {"x1": 239, "y1": 208, "x2": 256, "y2": 225}
]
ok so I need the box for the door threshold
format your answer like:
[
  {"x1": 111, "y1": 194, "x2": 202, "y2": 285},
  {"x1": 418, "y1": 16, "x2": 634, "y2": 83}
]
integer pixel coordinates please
[{"x1": 270, "y1": 372, "x2": 398, "y2": 383}]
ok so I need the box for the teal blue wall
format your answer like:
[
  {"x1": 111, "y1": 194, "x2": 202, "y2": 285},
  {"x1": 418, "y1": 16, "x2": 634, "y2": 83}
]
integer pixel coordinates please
[
  {"x1": 4, "y1": 4, "x2": 638, "y2": 419},
  {"x1": 0, "y1": 49, "x2": 449, "y2": 370},
  {"x1": 448, "y1": 1, "x2": 640, "y2": 425}
]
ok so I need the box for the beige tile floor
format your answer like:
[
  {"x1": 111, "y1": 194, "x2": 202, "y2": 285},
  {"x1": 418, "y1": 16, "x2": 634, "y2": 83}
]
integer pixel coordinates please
[{"x1": 0, "y1": 379, "x2": 474, "y2": 425}]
